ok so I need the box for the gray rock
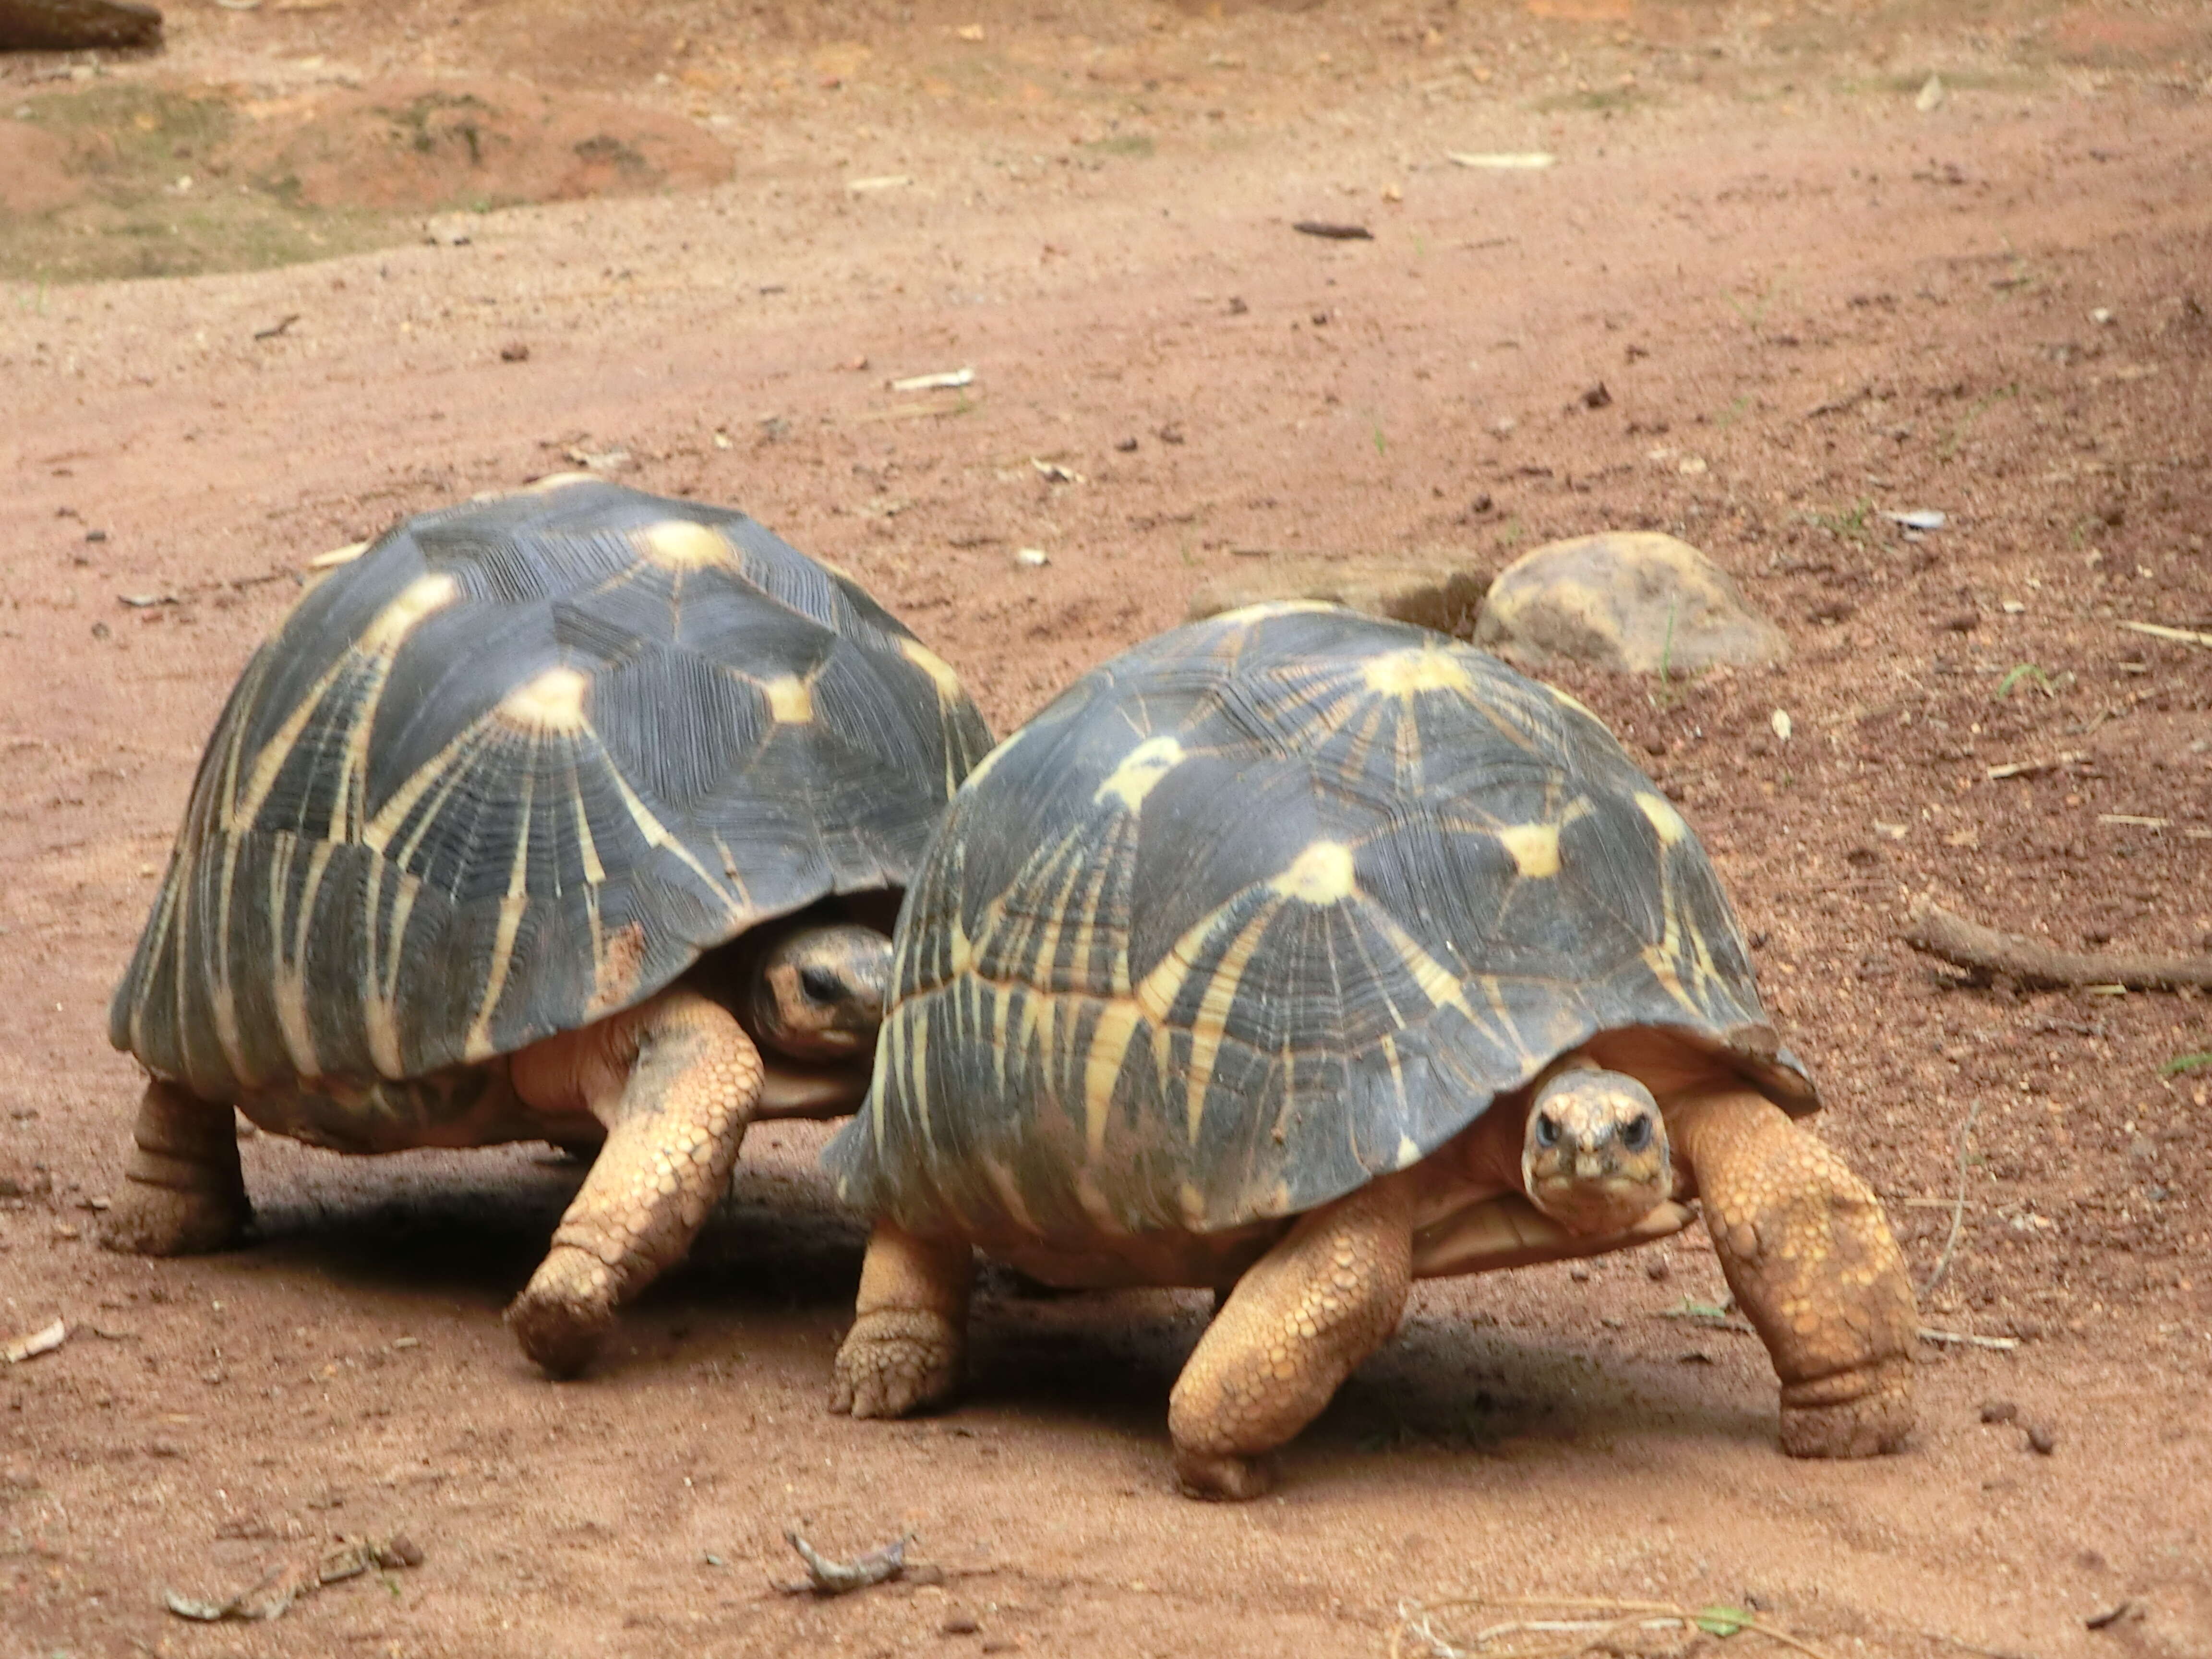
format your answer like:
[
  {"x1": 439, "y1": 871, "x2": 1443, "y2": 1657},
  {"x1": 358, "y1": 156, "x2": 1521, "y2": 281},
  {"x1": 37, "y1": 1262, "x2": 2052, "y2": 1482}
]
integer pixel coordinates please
[
  {"x1": 1473, "y1": 531, "x2": 1788, "y2": 673},
  {"x1": 1186, "y1": 557, "x2": 1489, "y2": 639}
]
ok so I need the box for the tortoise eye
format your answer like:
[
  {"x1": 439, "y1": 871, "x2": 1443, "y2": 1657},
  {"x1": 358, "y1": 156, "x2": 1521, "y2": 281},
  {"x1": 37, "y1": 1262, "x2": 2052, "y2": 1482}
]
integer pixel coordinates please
[
  {"x1": 1534, "y1": 1112, "x2": 1560, "y2": 1149},
  {"x1": 1620, "y1": 1114, "x2": 1652, "y2": 1152},
  {"x1": 799, "y1": 966, "x2": 846, "y2": 1004}
]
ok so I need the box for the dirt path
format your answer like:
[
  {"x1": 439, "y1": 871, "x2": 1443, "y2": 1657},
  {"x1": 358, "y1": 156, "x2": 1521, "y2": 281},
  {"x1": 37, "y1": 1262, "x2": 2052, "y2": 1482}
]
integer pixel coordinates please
[{"x1": 3, "y1": 3, "x2": 2210, "y2": 1655}]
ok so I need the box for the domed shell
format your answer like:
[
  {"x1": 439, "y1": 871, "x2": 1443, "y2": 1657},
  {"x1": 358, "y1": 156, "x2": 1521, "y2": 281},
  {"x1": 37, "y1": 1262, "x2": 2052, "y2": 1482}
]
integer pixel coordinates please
[
  {"x1": 113, "y1": 478, "x2": 994, "y2": 1104},
  {"x1": 827, "y1": 603, "x2": 1812, "y2": 1243}
]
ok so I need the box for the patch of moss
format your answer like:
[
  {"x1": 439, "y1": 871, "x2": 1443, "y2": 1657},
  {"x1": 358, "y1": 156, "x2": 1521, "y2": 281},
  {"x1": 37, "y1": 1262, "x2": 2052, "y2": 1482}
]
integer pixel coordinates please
[{"x1": 1, "y1": 83, "x2": 400, "y2": 284}]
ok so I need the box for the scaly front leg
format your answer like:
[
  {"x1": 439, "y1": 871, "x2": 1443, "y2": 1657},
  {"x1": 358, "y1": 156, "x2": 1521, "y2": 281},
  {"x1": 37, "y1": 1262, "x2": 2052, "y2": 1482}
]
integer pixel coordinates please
[
  {"x1": 1167, "y1": 1177, "x2": 1414, "y2": 1501},
  {"x1": 1669, "y1": 1088, "x2": 1917, "y2": 1458},
  {"x1": 830, "y1": 1220, "x2": 974, "y2": 1419},
  {"x1": 504, "y1": 988, "x2": 761, "y2": 1377}
]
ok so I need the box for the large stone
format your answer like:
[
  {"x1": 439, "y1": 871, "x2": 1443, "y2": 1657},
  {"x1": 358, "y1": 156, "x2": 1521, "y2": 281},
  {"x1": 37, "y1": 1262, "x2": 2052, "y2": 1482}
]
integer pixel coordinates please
[
  {"x1": 1472, "y1": 531, "x2": 1789, "y2": 673},
  {"x1": 1186, "y1": 558, "x2": 1490, "y2": 638}
]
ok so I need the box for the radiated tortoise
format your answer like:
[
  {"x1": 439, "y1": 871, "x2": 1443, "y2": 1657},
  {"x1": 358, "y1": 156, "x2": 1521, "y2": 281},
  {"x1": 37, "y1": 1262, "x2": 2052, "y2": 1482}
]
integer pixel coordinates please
[
  {"x1": 105, "y1": 476, "x2": 993, "y2": 1375},
  {"x1": 825, "y1": 603, "x2": 1916, "y2": 1498}
]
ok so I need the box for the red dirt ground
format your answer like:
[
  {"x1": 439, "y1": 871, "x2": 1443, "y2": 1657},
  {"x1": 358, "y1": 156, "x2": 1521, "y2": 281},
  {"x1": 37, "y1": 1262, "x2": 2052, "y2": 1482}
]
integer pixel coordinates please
[{"x1": 2, "y1": 2, "x2": 2209, "y2": 1656}]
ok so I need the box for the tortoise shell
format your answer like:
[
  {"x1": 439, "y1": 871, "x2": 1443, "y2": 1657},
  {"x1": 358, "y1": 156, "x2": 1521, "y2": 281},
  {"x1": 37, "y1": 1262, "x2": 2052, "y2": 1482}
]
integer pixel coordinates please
[
  {"x1": 826, "y1": 603, "x2": 1812, "y2": 1244},
  {"x1": 112, "y1": 477, "x2": 994, "y2": 1105}
]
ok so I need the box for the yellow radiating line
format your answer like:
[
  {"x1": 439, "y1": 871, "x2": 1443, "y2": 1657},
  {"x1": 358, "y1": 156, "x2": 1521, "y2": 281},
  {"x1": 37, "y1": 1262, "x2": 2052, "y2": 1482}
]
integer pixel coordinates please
[
  {"x1": 604, "y1": 765, "x2": 744, "y2": 922},
  {"x1": 210, "y1": 649, "x2": 266, "y2": 836},
  {"x1": 580, "y1": 880, "x2": 604, "y2": 1004},
  {"x1": 1061, "y1": 851, "x2": 1127, "y2": 997},
  {"x1": 236, "y1": 575, "x2": 458, "y2": 831},
  {"x1": 233, "y1": 668, "x2": 343, "y2": 832},
  {"x1": 126, "y1": 851, "x2": 179, "y2": 1059},
  {"x1": 1014, "y1": 829, "x2": 1093, "y2": 1003},
  {"x1": 1361, "y1": 902, "x2": 1476, "y2": 1022},
  {"x1": 570, "y1": 755, "x2": 605, "y2": 886},
  {"x1": 707, "y1": 831, "x2": 753, "y2": 912},
  {"x1": 464, "y1": 744, "x2": 538, "y2": 1062},
  {"x1": 1179, "y1": 899, "x2": 1281, "y2": 1146},
  {"x1": 363, "y1": 718, "x2": 489, "y2": 857},
  {"x1": 326, "y1": 660, "x2": 391, "y2": 842},
  {"x1": 1380, "y1": 1032, "x2": 1408, "y2": 1122},
  {"x1": 869, "y1": 1012, "x2": 899, "y2": 1158},
  {"x1": 135, "y1": 845, "x2": 190, "y2": 1066},
  {"x1": 1471, "y1": 975, "x2": 1537, "y2": 1069},
  {"x1": 906, "y1": 1004, "x2": 932, "y2": 1147},
  {"x1": 1642, "y1": 851, "x2": 1708, "y2": 1022},
  {"x1": 981, "y1": 1154, "x2": 1038, "y2": 1233},
  {"x1": 986, "y1": 980, "x2": 1013, "y2": 1097},
  {"x1": 1336, "y1": 689, "x2": 1396, "y2": 789},
  {"x1": 275, "y1": 837, "x2": 334, "y2": 1077},
  {"x1": 210, "y1": 829, "x2": 248, "y2": 1084},
  {"x1": 1082, "y1": 1002, "x2": 1144, "y2": 1164},
  {"x1": 1461, "y1": 693, "x2": 1544, "y2": 757},
  {"x1": 366, "y1": 861, "x2": 420, "y2": 1079}
]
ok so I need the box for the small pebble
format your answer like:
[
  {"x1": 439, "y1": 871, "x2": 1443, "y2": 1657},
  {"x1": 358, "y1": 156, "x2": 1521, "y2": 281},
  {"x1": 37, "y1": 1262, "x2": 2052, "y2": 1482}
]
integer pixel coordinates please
[
  {"x1": 942, "y1": 1614, "x2": 980, "y2": 1635},
  {"x1": 1569, "y1": 1264, "x2": 1591, "y2": 1282},
  {"x1": 2026, "y1": 1423, "x2": 2057, "y2": 1455},
  {"x1": 1979, "y1": 1398, "x2": 2018, "y2": 1424},
  {"x1": 1643, "y1": 1255, "x2": 1671, "y2": 1282}
]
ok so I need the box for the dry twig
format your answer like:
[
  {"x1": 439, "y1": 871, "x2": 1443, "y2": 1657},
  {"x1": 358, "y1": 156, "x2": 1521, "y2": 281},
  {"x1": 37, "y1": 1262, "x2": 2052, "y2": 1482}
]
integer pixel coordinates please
[
  {"x1": 776, "y1": 1529, "x2": 915, "y2": 1597},
  {"x1": 1392, "y1": 1594, "x2": 1835, "y2": 1659},
  {"x1": 1903, "y1": 901, "x2": 2212, "y2": 991},
  {"x1": 1921, "y1": 1097, "x2": 1986, "y2": 1298},
  {"x1": 165, "y1": 1533, "x2": 421, "y2": 1622}
]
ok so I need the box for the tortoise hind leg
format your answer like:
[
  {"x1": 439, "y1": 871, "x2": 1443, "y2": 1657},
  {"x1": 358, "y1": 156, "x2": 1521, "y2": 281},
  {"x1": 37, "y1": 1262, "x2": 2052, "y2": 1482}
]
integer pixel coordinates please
[
  {"x1": 1669, "y1": 1088, "x2": 1917, "y2": 1458},
  {"x1": 1167, "y1": 1177, "x2": 1414, "y2": 1501},
  {"x1": 830, "y1": 1220, "x2": 973, "y2": 1418},
  {"x1": 504, "y1": 987, "x2": 762, "y2": 1378},
  {"x1": 101, "y1": 1080, "x2": 251, "y2": 1255}
]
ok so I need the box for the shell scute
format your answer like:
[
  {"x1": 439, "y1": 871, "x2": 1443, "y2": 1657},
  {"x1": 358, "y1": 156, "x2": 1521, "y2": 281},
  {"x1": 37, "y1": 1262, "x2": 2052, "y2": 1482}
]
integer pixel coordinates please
[
  {"x1": 830, "y1": 604, "x2": 1807, "y2": 1241},
  {"x1": 114, "y1": 481, "x2": 991, "y2": 1102}
]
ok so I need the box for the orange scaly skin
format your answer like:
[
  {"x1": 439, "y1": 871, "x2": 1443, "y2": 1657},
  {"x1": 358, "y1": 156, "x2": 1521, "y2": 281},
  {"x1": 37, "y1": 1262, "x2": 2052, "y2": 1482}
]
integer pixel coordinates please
[
  {"x1": 105, "y1": 1080, "x2": 251, "y2": 1256},
  {"x1": 830, "y1": 1221, "x2": 974, "y2": 1419},
  {"x1": 1167, "y1": 1178, "x2": 1415, "y2": 1500},
  {"x1": 505, "y1": 987, "x2": 764, "y2": 1377},
  {"x1": 1669, "y1": 1088, "x2": 1919, "y2": 1457}
]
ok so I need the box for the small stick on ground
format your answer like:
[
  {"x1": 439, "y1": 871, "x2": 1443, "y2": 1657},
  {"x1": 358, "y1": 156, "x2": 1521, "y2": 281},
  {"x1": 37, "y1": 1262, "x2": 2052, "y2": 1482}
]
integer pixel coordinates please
[
  {"x1": 1392, "y1": 1593, "x2": 1836, "y2": 1659},
  {"x1": 1902, "y1": 900, "x2": 2212, "y2": 991},
  {"x1": 165, "y1": 1533, "x2": 422, "y2": 1623},
  {"x1": 776, "y1": 1529, "x2": 914, "y2": 1597},
  {"x1": 1921, "y1": 1098, "x2": 1986, "y2": 1298}
]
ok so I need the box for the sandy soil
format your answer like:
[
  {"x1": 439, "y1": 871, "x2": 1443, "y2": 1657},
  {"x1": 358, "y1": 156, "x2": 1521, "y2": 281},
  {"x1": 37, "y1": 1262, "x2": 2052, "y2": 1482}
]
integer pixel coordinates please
[{"x1": 3, "y1": 1, "x2": 2210, "y2": 1655}]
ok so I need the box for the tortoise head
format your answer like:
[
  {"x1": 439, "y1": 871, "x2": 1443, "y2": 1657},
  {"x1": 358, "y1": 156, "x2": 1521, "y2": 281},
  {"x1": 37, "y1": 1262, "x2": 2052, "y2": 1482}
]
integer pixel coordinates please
[
  {"x1": 1520, "y1": 1062, "x2": 1672, "y2": 1237},
  {"x1": 747, "y1": 924, "x2": 893, "y2": 1062}
]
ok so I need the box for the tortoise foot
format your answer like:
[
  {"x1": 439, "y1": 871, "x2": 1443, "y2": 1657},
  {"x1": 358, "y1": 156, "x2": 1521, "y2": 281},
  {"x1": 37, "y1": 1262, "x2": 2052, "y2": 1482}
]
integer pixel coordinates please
[
  {"x1": 102, "y1": 1177, "x2": 249, "y2": 1256},
  {"x1": 1173, "y1": 1447, "x2": 1277, "y2": 1502},
  {"x1": 1780, "y1": 1356, "x2": 1916, "y2": 1458},
  {"x1": 830, "y1": 1308, "x2": 963, "y2": 1418},
  {"x1": 504, "y1": 1243, "x2": 620, "y2": 1378},
  {"x1": 101, "y1": 1082, "x2": 250, "y2": 1256}
]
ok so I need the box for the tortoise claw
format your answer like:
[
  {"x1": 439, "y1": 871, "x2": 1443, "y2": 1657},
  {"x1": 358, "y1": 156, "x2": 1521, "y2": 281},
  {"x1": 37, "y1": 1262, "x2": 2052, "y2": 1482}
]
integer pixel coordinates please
[
  {"x1": 830, "y1": 1309, "x2": 963, "y2": 1418},
  {"x1": 1780, "y1": 1357, "x2": 1916, "y2": 1457},
  {"x1": 504, "y1": 1244, "x2": 620, "y2": 1378},
  {"x1": 1172, "y1": 1448, "x2": 1277, "y2": 1502}
]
